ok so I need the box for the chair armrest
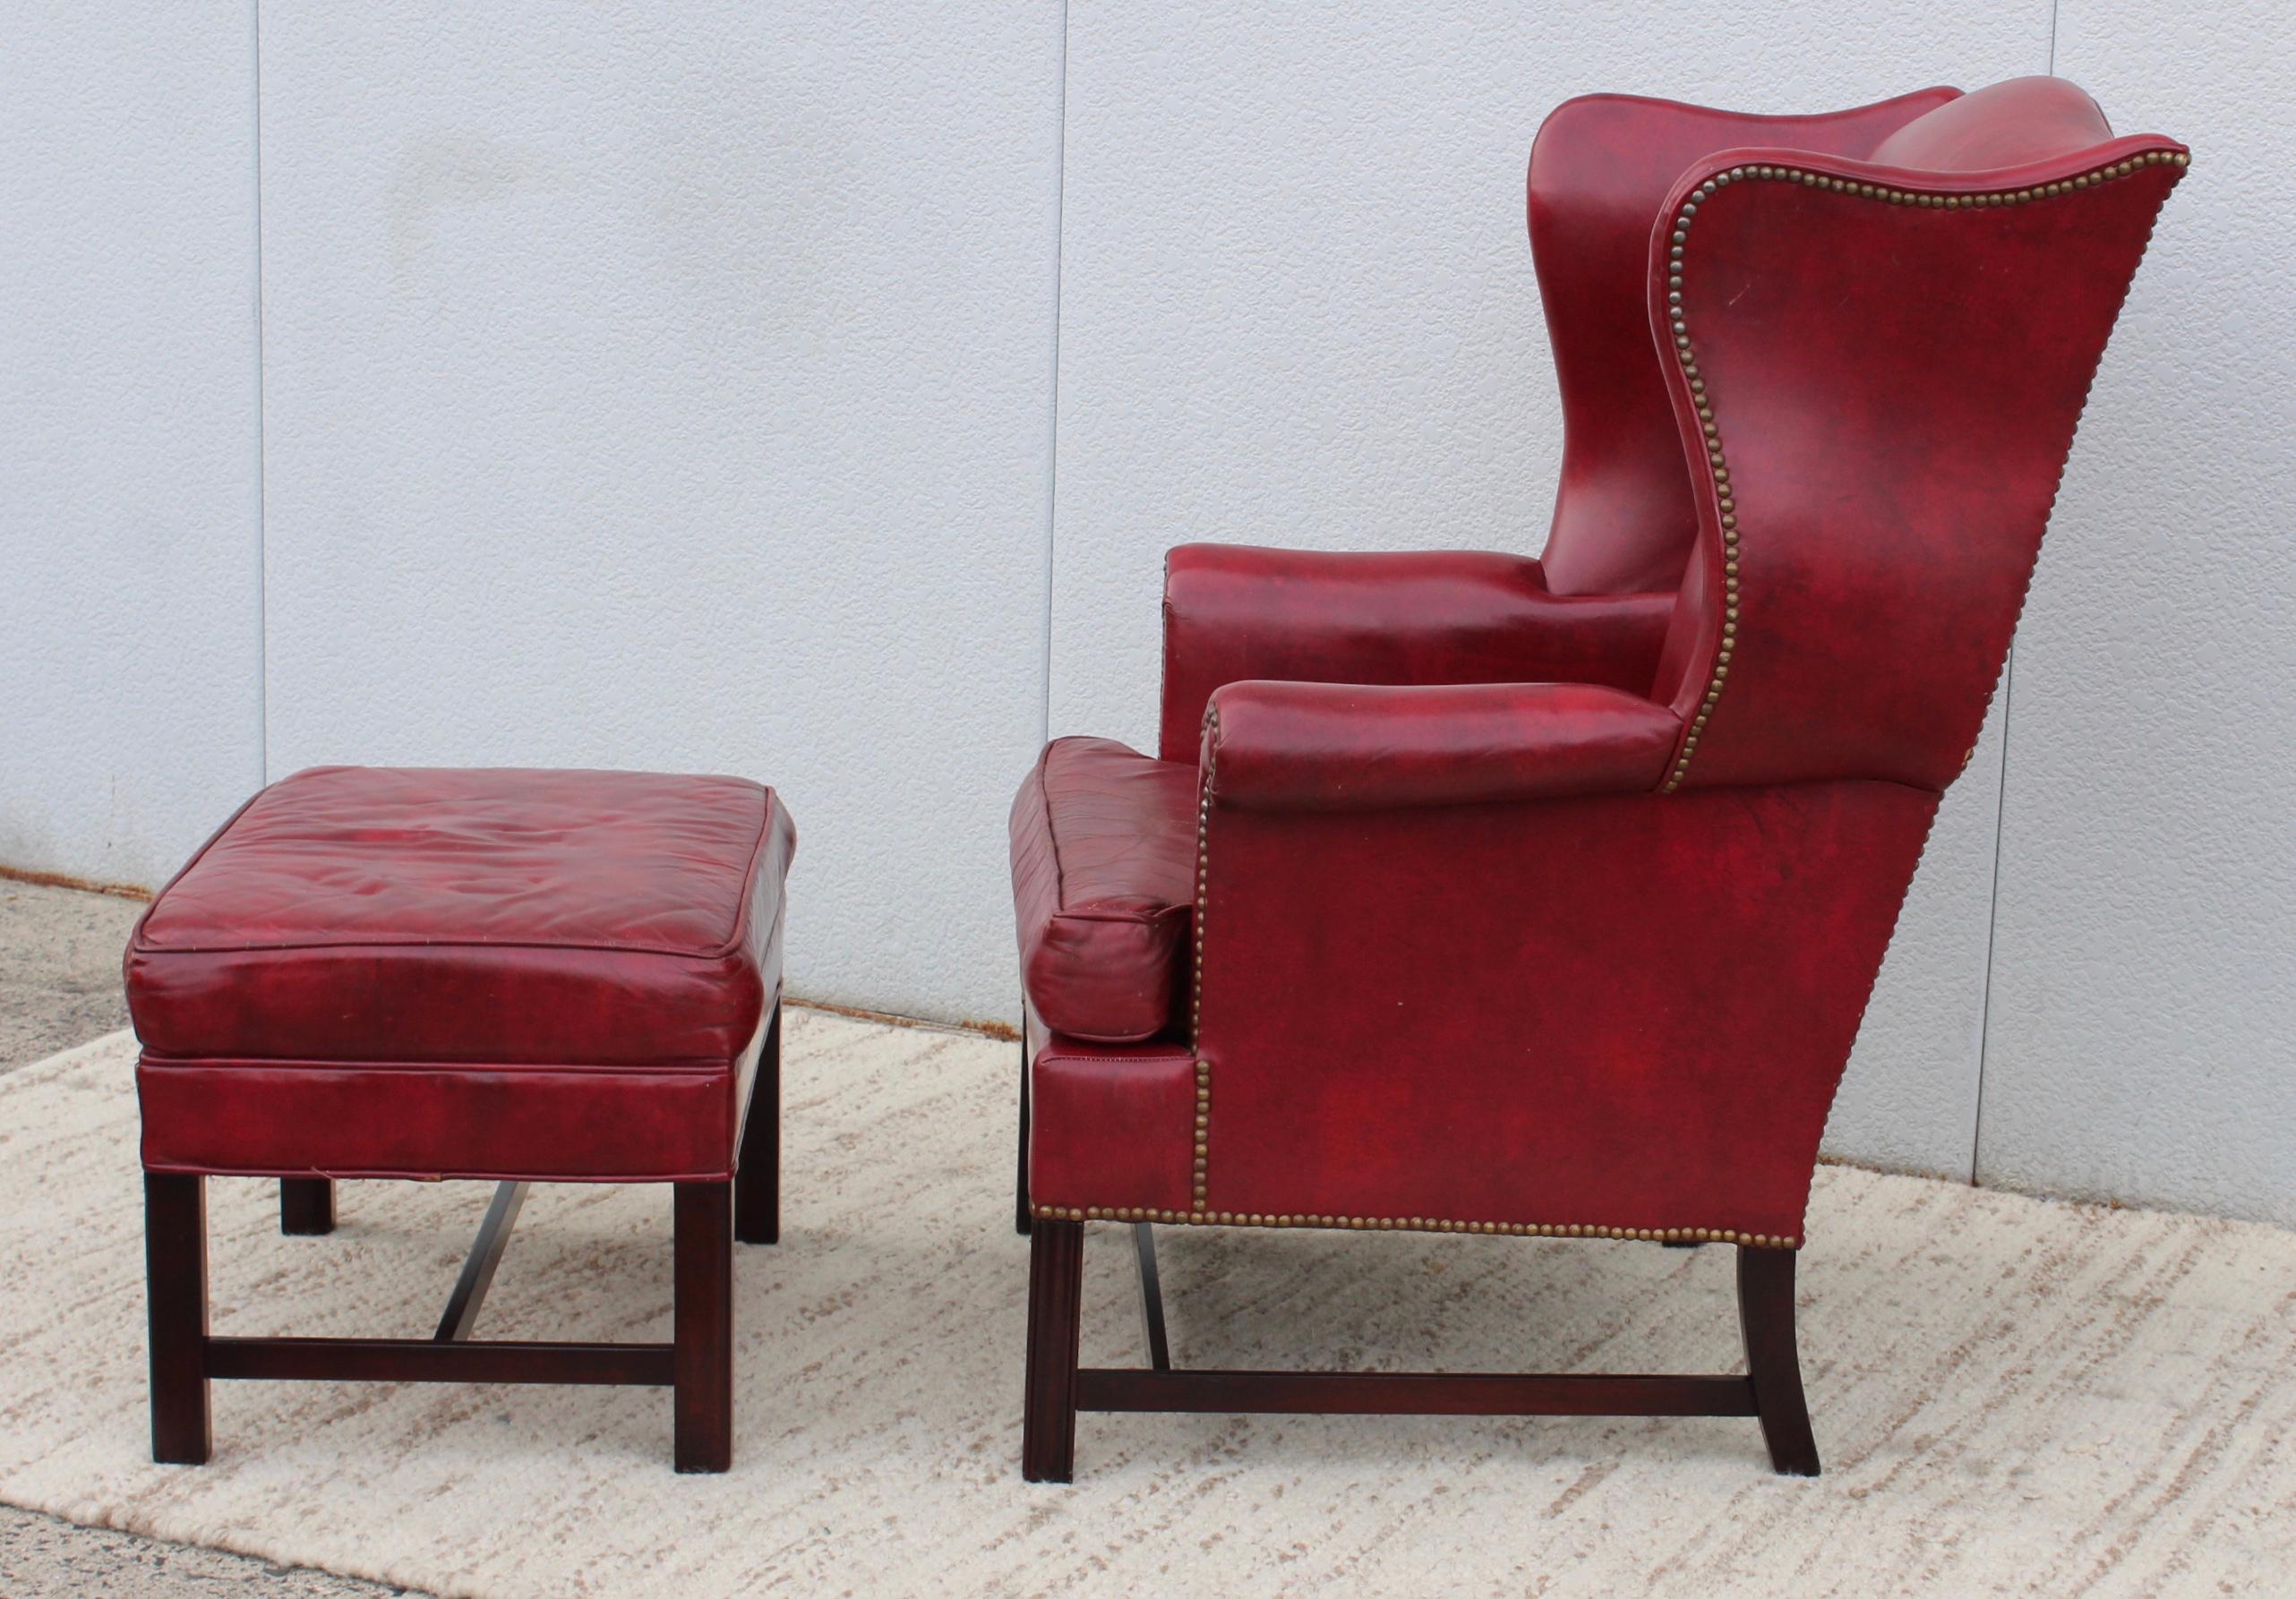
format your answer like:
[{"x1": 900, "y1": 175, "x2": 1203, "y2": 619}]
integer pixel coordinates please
[
  {"x1": 1159, "y1": 544, "x2": 1672, "y2": 761},
  {"x1": 1204, "y1": 680, "x2": 1681, "y2": 812}
]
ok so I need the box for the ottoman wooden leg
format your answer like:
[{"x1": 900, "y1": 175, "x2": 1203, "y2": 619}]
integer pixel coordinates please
[
  {"x1": 279, "y1": 1178, "x2": 335, "y2": 1236},
  {"x1": 1021, "y1": 1218, "x2": 1083, "y2": 1483},
  {"x1": 673, "y1": 1182, "x2": 734, "y2": 1473},
  {"x1": 734, "y1": 1003, "x2": 781, "y2": 1246},
  {"x1": 145, "y1": 1174, "x2": 211, "y2": 1465}
]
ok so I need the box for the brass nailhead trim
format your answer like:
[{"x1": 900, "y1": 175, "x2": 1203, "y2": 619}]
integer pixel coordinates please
[
  {"x1": 1656, "y1": 147, "x2": 2188, "y2": 795},
  {"x1": 1189, "y1": 707, "x2": 1218, "y2": 1213},
  {"x1": 1028, "y1": 1203, "x2": 1800, "y2": 1249}
]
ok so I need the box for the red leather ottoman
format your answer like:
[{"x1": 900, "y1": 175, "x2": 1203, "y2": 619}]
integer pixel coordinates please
[{"x1": 126, "y1": 766, "x2": 795, "y2": 1473}]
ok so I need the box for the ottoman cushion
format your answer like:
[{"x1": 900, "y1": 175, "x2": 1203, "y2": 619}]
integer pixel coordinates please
[{"x1": 129, "y1": 766, "x2": 793, "y2": 1181}]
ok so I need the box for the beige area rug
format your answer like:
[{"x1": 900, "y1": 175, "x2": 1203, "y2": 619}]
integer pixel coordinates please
[{"x1": 2, "y1": 1016, "x2": 2292, "y2": 1599}]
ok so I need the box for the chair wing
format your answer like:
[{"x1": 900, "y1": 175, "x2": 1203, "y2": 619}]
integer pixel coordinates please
[{"x1": 1641, "y1": 79, "x2": 2189, "y2": 792}]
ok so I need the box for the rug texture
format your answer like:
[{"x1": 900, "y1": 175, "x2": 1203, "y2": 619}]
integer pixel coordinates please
[{"x1": 1, "y1": 1014, "x2": 2292, "y2": 1598}]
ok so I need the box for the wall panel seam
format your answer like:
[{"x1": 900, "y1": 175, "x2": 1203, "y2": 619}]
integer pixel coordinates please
[
  {"x1": 253, "y1": 0, "x2": 270, "y2": 788},
  {"x1": 1970, "y1": 3, "x2": 2059, "y2": 1184},
  {"x1": 1038, "y1": 0, "x2": 1070, "y2": 749}
]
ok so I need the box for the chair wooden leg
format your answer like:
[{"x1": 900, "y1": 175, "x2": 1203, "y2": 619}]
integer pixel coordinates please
[
  {"x1": 673, "y1": 1182, "x2": 734, "y2": 1473},
  {"x1": 1022, "y1": 1227, "x2": 1805, "y2": 1479},
  {"x1": 146, "y1": 1174, "x2": 211, "y2": 1464},
  {"x1": 734, "y1": 1003, "x2": 781, "y2": 1245},
  {"x1": 1131, "y1": 1223, "x2": 1171, "y2": 1371},
  {"x1": 1021, "y1": 1218, "x2": 1083, "y2": 1482},
  {"x1": 1014, "y1": 1010, "x2": 1032, "y2": 1236},
  {"x1": 279, "y1": 1177, "x2": 335, "y2": 1236},
  {"x1": 1737, "y1": 1245, "x2": 1820, "y2": 1476}
]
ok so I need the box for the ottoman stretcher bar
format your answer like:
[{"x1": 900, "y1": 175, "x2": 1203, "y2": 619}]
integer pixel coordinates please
[{"x1": 127, "y1": 766, "x2": 795, "y2": 1473}]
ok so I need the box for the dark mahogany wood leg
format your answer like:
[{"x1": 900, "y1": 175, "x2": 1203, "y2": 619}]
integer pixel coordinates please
[
  {"x1": 146, "y1": 1174, "x2": 211, "y2": 1464},
  {"x1": 279, "y1": 1177, "x2": 335, "y2": 1236},
  {"x1": 673, "y1": 1182, "x2": 734, "y2": 1473},
  {"x1": 1132, "y1": 1223, "x2": 1170, "y2": 1371},
  {"x1": 1021, "y1": 1218, "x2": 1083, "y2": 1483},
  {"x1": 734, "y1": 1003, "x2": 782, "y2": 1245},
  {"x1": 1019, "y1": 1226, "x2": 1797, "y2": 1480},
  {"x1": 1014, "y1": 1008, "x2": 1032, "y2": 1236},
  {"x1": 433, "y1": 1182, "x2": 527, "y2": 1341},
  {"x1": 1738, "y1": 1245, "x2": 1821, "y2": 1476}
]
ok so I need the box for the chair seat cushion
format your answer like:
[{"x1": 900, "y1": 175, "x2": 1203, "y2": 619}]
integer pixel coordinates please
[
  {"x1": 1009, "y1": 738, "x2": 1198, "y2": 1043},
  {"x1": 128, "y1": 766, "x2": 793, "y2": 1181}
]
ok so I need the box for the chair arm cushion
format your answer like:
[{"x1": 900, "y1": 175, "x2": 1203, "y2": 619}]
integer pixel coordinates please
[
  {"x1": 1159, "y1": 543, "x2": 1672, "y2": 761},
  {"x1": 1204, "y1": 680, "x2": 1682, "y2": 812},
  {"x1": 1009, "y1": 738, "x2": 1200, "y2": 1042}
]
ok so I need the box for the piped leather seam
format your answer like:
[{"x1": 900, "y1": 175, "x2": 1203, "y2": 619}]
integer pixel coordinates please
[
  {"x1": 1050, "y1": 906, "x2": 1188, "y2": 926},
  {"x1": 135, "y1": 1058, "x2": 738, "y2": 1076}
]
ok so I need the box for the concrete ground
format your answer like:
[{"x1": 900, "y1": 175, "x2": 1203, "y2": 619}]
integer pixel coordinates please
[{"x1": 0, "y1": 877, "x2": 416, "y2": 1599}]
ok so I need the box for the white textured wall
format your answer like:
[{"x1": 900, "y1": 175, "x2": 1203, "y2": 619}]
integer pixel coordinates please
[
  {"x1": 4, "y1": 4, "x2": 2289, "y2": 1222},
  {"x1": 0, "y1": 3, "x2": 263, "y2": 885},
  {"x1": 1046, "y1": 3, "x2": 2050, "y2": 1179},
  {"x1": 1046, "y1": 3, "x2": 2048, "y2": 746},
  {"x1": 256, "y1": 1, "x2": 1065, "y2": 1022},
  {"x1": 1977, "y1": 1, "x2": 2296, "y2": 1226}
]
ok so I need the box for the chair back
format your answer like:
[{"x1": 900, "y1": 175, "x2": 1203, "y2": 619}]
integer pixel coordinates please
[{"x1": 1529, "y1": 88, "x2": 1957, "y2": 594}]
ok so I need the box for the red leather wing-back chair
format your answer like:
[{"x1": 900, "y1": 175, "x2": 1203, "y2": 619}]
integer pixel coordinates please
[{"x1": 1008, "y1": 77, "x2": 2186, "y2": 1482}]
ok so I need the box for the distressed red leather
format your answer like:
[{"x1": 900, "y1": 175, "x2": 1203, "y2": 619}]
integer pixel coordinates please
[
  {"x1": 1529, "y1": 86, "x2": 1958, "y2": 596},
  {"x1": 1026, "y1": 1022, "x2": 1199, "y2": 1215},
  {"x1": 1205, "y1": 680, "x2": 1679, "y2": 812},
  {"x1": 1646, "y1": 81, "x2": 2183, "y2": 792},
  {"x1": 1190, "y1": 783, "x2": 1937, "y2": 1239},
  {"x1": 1160, "y1": 544, "x2": 1669, "y2": 762},
  {"x1": 1868, "y1": 76, "x2": 2111, "y2": 171},
  {"x1": 129, "y1": 766, "x2": 793, "y2": 1181},
  {"x1": 1152, "y1": 88, "x2": 1981, "y2": 755},
  {"x1": 1016, "y1": 78, "x2": 2184, "y2": 1248},
  {"x1": 1010, "y1": 738, "x2": 1196, "y2": 1042},
  {"x1": 137, "y1": 1061, "x2": 746, "y2": 1183}
]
